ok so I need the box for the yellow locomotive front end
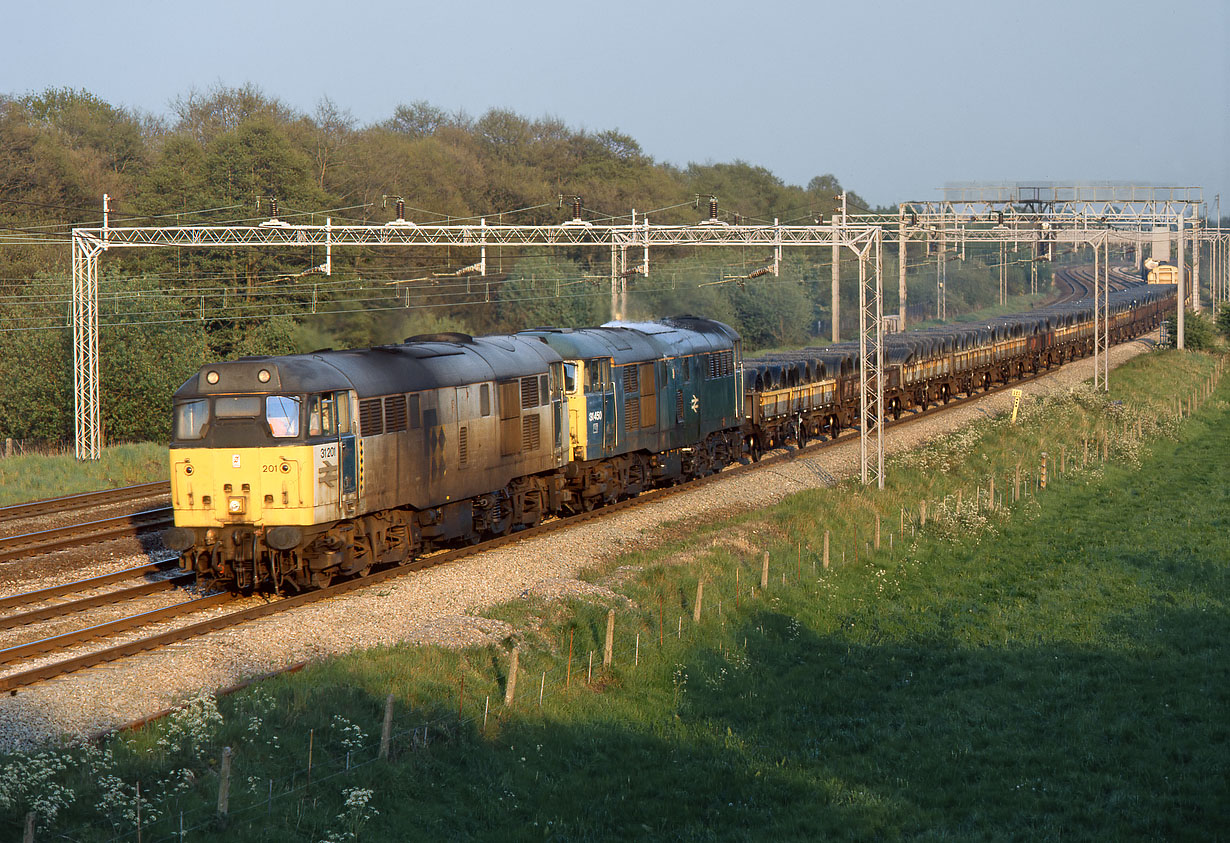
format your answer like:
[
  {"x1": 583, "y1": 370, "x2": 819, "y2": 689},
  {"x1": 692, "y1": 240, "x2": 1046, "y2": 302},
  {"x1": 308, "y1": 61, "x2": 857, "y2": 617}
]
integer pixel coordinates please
[{"x1": 163, "y1": 358, "x2": 362, "y2": 591}]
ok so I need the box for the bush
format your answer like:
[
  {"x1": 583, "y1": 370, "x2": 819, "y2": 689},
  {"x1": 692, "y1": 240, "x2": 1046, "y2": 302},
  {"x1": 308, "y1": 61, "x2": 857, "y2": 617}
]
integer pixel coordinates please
[
  {"x1": 1217, "y1": 303, "x2": 1230, "y2": 340},
  {"x1": 1161, "y1": 310, "x2": 1217, "y2": 349}
]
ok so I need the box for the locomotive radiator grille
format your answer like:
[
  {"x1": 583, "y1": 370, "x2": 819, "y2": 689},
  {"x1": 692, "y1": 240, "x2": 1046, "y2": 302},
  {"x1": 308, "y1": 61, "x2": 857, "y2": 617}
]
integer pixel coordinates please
[{"x1": 522, "y1": 414, "x2": 540, "y2": 452}]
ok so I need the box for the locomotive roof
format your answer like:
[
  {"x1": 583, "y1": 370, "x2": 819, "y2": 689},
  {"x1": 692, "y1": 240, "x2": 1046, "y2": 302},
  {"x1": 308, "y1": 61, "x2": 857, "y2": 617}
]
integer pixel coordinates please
[
  {"x1": 174, "y1": 334, "x2": 562, "y2": 400},
  {"x1": 519, "y1": 316, "x2": 738, "y2": 364}
]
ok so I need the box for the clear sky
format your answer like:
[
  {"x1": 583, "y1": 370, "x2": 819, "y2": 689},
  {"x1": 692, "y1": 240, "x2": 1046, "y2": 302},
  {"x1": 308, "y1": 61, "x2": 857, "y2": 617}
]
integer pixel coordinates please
[{"x1": 4, "y1": 0, "x2": 1227, "y2": 212}]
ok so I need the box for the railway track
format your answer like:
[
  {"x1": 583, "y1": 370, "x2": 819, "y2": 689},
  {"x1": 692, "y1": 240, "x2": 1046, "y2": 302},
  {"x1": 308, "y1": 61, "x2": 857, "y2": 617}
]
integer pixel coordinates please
[
  {"x1": 0, "y1": 337, "x2": 1130, "y2": 694},
  {"x1": 1052, "y1": 265, "x2": 1139, "y2": 302},
  {"x1": 0, "y1": 481, "x2": 168, "y2": 524},
  {"x1": 0, "y1": 567, "x2": 192, "y2": 632},
  {"x1": 0, "y1": 507, "x2": 173, "y2": 564}
]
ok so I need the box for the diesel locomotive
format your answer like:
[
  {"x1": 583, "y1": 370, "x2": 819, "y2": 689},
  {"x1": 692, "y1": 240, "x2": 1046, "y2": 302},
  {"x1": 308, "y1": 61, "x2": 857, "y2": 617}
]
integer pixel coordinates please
[
  {"x1": 163, "y1": 284, "x2": 1173, "y2": 593},
  {"x1": 162, "y1": 317, "x2": 743, "y2": 591}
]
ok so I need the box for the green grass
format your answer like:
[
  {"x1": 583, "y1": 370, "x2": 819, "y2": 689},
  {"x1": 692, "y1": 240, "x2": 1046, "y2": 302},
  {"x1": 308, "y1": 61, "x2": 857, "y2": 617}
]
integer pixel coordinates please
[
  {"x1": 0, "y1": 443, "x2": 166, "y2": 507},
  {"x1": 3, "y1": 350, "x2": 1226, "y2": 841}
]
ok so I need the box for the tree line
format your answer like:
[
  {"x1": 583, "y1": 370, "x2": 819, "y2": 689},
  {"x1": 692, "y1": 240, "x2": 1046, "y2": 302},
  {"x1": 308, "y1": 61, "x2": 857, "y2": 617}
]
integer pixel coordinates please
[{"x1": 0, "y1": 85, "x2": 1026, "y2": 446}]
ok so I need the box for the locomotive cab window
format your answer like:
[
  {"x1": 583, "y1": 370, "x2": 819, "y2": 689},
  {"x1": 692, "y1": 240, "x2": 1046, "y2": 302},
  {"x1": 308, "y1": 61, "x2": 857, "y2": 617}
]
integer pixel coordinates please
[
  {"x1": 584, "y1": 359, "x2": 610, "y2": 392},
  {"x1": 308, "y1": 392, "x2": 352, "y2": 437},
  {"x1": 266, "y1": 396, "x2": 301, "y2": 438},
  {"x1": 214, "y1": 396, "x2": 262, "y2": 420},
  {"x1": 174, "y1": 399, "x2": 209, "y2": 440},
  {"x1": 563, "y1": 362, "x2": 577, "y2": 394}
]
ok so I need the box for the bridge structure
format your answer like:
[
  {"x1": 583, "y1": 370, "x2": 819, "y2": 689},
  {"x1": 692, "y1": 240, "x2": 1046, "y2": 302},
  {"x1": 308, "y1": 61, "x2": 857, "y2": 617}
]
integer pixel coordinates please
[{"x1": 67, "y1": 183, "x2": 1227, "y2": 487}]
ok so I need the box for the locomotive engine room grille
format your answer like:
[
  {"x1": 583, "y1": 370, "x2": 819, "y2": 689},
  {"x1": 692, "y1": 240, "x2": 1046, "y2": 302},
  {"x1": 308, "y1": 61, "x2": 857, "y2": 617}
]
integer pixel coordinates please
[
  {"x1": 707, "y1": 350, "x2": 734, "y2": 379},
  {"x1": 622, "y1": 364, "x2": 639, "y2": 394},
  {"x1": 458, "y1": 425, "x2": 469, "y2": 465},
  {"x1": 384, "y1": 395, "x2": 408, "y2": 432},
  {"x1": 625, "y1": 396, "x2": 641, "y2": 431},
  {"x1": 359, "y1": 398, "x2": 383, "y2": 435},
  {"x1": 520, "y1": 376, "x2": 539, "y2": 410},
  {"x1": 522, "y1": 414, "x2": 540, "y2": 452}
]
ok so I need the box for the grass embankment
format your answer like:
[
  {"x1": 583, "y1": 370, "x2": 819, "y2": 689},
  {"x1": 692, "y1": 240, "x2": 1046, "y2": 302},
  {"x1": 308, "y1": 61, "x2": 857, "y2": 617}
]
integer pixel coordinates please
[
  {"x1": 0, "y1": 443, "x2": 166, "y2": 507},
  {"x1": 4, "y1": 350, "x2": 1227, "y2": 841}
]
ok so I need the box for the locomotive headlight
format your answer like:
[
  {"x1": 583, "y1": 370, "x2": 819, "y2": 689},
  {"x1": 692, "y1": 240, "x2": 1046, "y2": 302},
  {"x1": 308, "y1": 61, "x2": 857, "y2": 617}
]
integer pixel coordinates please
[
  {"x1": 184, "y1": 464, "x2": 194, "y2": 475},
  {"x1": 228, "y1": 497, "x2": 245, "y2": 514},
  {"x1": 206, "y1": 370, "x2": 220, "y2": 384},
  {"x1": 258, "y1": 369, "x2": 271, "y2": 383}
]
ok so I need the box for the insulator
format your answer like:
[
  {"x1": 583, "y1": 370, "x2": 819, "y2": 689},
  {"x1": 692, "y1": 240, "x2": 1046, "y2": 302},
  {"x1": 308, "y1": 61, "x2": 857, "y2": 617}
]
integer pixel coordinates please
[
  {"x1": 396, "y1": 199, "x2": 405, "y2": 220},
  {"x1": 270, "y1": 198, "x2": 278, "y2": 218},
  {"x1": 709, "y1": 197, "x2": 718, "y2": 220},
  {"x1": 734, "y1": 214, "x2": 742, "y2": 226},
  {"x1": 573, "y1": 196, "x2": 582, "y2": 220}
]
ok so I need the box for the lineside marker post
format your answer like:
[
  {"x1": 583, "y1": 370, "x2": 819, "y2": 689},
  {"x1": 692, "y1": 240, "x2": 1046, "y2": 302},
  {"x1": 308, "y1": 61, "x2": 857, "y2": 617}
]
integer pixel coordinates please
[
  {"x1": 693, "y1": 581, "x2": 703, "y2": 623},
  {"x1": 823, "y1": 531, "x2": 830, "y2": 569},
  {"x1": 875, "y1": 515, "x2": 881, "y2": 551},
  {"x1": 761, "y1": 552, "x2": 769, "y2": 590}
]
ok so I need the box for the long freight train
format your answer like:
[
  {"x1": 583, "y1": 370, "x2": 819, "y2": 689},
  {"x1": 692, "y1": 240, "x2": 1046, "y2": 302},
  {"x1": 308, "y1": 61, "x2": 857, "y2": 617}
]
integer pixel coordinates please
[{"x1": 163, "y1": 285, "x2": 1173, "y2": 592}]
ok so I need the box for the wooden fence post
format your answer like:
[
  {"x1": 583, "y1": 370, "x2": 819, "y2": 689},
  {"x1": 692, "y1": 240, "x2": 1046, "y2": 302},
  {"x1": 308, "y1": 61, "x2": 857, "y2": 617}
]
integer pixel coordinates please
[
  {"x1": 693, "y1": 580, "x2": 704, "y2": 623},
  {"x1": 919, "y1": 500, "x2": 927, "y2": 527},
  {"x1": 761, "y1": 551, "x2": 769, "y2": 589},
  {"x1": 506, "y1": 647, "x2": 520, "y2": 705},
  {"x1": 217, "y1": 747, "x2": 232, "y2": 818},
  {"x1": 603, "y1": 611, "x2": 614, "y2": 667},
  {"x1": 566, "y1": 629, "x2": 574, "y2": 688},
  {"x1": 379, "y1": 694, "x2": 394, "y2": 760},
  {"x1": 822, "y1": 530, "x2": 830, "y2": 569},
  {"x1": 874, "y1": 514, "x2": 881, "y2": 550}
]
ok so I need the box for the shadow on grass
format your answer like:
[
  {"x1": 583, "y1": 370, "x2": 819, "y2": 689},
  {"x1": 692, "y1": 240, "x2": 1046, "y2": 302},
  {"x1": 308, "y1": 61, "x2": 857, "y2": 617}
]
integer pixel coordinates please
[{"x1": 317, "y1": 598, "x2": 1226, "y2": 842}]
